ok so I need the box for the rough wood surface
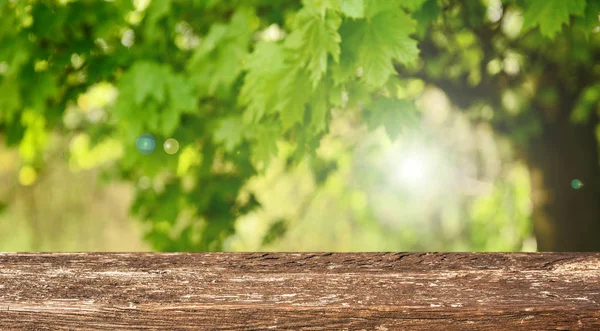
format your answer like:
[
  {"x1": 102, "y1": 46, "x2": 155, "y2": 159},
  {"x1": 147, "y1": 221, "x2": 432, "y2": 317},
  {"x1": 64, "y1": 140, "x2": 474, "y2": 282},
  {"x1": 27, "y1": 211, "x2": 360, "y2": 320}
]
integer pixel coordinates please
[{"x1": 0, "y1": 253, "x2": 599, "y2": 330}]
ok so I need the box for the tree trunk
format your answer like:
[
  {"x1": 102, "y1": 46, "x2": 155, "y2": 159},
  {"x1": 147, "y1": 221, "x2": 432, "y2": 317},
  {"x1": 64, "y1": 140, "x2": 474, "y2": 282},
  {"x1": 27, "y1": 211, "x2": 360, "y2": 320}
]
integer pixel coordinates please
[
  {"x1": 404, "y1": 36, "x2": 600, "y2": 251},
  {"x1": 526, "y1": 111, "x2": 600, "y2": 251}
]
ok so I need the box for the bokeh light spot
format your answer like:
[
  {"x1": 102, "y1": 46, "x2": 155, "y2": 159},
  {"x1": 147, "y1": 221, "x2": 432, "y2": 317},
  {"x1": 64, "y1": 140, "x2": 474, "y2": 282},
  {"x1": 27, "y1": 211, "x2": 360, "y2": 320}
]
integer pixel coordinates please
[
  {"x1": 136, "y1": 134, "x2": 156, "y2": 155},
  {"x1": 571, "y1": 179, "x2": 584, "y2": 190},
  {"x1": 18, "y1": 166, "x2": 37, "y2": 186},
  {"x1": 163, "y1": 138, "x2": 180, "y2": 155}
]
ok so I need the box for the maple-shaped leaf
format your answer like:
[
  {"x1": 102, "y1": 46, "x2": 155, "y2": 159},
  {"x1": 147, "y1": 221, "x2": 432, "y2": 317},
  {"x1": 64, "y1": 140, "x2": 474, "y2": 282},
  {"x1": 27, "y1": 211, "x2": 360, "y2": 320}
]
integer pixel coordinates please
[
  {"x1": 208, "y1": 42, "x2": 248, "y2": 95},
  {"x1": 364, "y1": 97, "x2": 419, "y2": 140},
  {"x1": 247, "y1": 122, "x2": 280, "y2": 169},
  {"x1": 112, "y1": 75, "x2": 136, "y2": 122},
  {"x1": 522, "y1": 0, "x2": 586, "y2": 39},
  {"x1": 27, "y1": 72, "x2": 58, "y2": 111},
  {"x1": 338, "y1": 9, "x2": 419, "y2": 87},
  {"x1": 239, "y1": 41, "x2": 286, "y2": 123},
  {"x1": 145, "y1": 103, "x2": 161, "y2": 132},
  {"x1": 213, "y1": 116, "x2": 245, "y2": 152},
  {"x1": 285, "y1": 8, "x2": 341, "y2": 87},
  {"x1": 308, "y1": 78, "x2": 330, "y2": 133},
  {"x1": 161, "y1": 108, "x2": 180, "y2": 137},
  {"x1": 156, "y1": 70, "x2": 198, "y2": 136},
  {"x1": 190, "y1": 25, "x2": 229, "y2": 60},
  {"x1": 144, "y1": 0, "x2": 172, "y2": 42},
  {"x1": 167, "y1": 73, "x2": 197, "y2": 114},
  {"x1": 121, "y1": 61, "x2": 168, "y2": 105},
  {"x1": 331, "y1": 47, "x2": 358, "y2": 85},
  {"x1": 274, "y1": 68, "x2": 312, "y2": 130},
  {"x1": 114, "y1": 62, "x2": 185, "y2": 137},
  {"x1": 188, "y1": 10, "x2": 255, "y2": 96}
]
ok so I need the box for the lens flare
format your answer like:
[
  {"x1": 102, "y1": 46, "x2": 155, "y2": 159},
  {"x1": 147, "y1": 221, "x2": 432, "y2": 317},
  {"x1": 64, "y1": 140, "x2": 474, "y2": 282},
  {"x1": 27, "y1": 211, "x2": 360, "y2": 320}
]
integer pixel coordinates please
[
  {"x1": 136, "y1": 134, "x2": 156, "y2": 155},
  {"x1": 571, "y1": 179, "x2": 583, "y2": 190},
  {"x1": 395, "y1": 152, "x2": 429, "y2": 187},
  {"x1": 163, "y1": 138, "x2": 180, "y2": 155}
]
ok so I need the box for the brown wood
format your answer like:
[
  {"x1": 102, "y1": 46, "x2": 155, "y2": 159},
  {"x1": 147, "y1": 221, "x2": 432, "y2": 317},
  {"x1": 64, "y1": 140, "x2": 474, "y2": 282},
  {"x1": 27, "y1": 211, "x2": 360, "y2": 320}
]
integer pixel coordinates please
[{"x1": 0, "y1": 253, "x2": 599, "y2": 330}]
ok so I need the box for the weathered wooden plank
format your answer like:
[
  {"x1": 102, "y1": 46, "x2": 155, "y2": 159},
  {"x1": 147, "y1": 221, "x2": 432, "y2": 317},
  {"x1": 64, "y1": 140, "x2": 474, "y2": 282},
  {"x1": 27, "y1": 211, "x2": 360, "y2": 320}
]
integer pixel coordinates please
[{"x1": 0, "y1": 253, "x2": 599, "y2": 330}]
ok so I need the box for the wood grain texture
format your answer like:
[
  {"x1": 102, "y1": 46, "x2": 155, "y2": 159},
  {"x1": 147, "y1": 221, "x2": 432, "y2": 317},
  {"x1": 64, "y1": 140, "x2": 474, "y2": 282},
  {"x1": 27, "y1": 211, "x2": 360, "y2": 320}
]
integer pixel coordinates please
[{"x1": 0, "y1": 253, "x2": 599, "y2": 330}]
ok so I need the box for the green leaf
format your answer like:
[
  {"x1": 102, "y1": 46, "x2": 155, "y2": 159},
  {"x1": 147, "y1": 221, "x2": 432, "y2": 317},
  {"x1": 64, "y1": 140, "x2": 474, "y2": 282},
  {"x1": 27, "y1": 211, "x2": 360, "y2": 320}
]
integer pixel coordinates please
[
  {"x1": 363, "y1": 0, "x2": 400, "y2": 18},
  {"x1": 302, "y1": 0, "x2": 339, "y2": 14},
  {"x1": 27, "y1": 72, "x2": 58, "y2": 111},
  {"x1": 167, "y1": 73, "x2": 197, "y2": 114},
  {"x1": 400, "y1": 0, "x2": 428, "y2": 12},
  {"x1": 208, "y1": 42, "x2": 247, "y2": 95},
  {"x1": 575, "y1": 0, "x2": 600, "y2": 38},
  {"x1": 161, "y1": 108, "x2": 180, "y2": 136},
  {"x1": 144, "y1": 0, "x2": 172, "y2": 41},
  {"x1": 145, "y1": 103, "x2": 160, "y2": 132},
  {"x1": 275, "y1": 68, "x2": 312, "y2": 130},
  {"x1": 338, "y1": 9, "x2": 419, "y2": 87},
  {"x1": 146, "y1": 0, "x2": 171, "y2": 23},
  {"x1": 114, "y1": 63, "x2": 177, "y2": 136},
  {"x1": 331, "y1": 47, "x2": 358, "y2": 85},
  {"x1": 365, "y1": 97, "x2": 419, "y2": 139},
  {"x1": 213, "y1": 116, "x2": 245, "y2": 151},
  {"x1": 309, "y1": 79, "x2": 329, "y2": 133},
  {"x1": 248, "y1": 122, "x2": 280, "y2": 169},
  {"x1": 188, "y1": 24, "x2": 238, "y2": 95},
  {"x1": 188, "y1": 10, "x2": 255, "y2": 96},
  {"x1": 112, "y1": 79, "x2": 136, "y2": 123},
  {"x1": 328, "y1": 83, "x2": 345, "y2": 106},
  {"x1": 522, "y1": 0, "x2": 586, "y2": 39},
  {"x1": 285, "y1": 8, "x2": 341, "y2": 87},
  {"x1": 344, "y1": 79, "x2": 372, "y2": 107},
  {"x1": 240, "y1": 41, "x2": 286, "y2": 123},
  {"x1": 191, "y1": 25, "x2": 229, "y2": 59},
  {"x1": 340, "y1": 0, "x2": 364, "y2": 19},
  {"x1": 412, "y1": 0, "x2": 440, "y2": 37},
  {"x1": 122, "y1": 61, "x2": 168, "y2": 105},
  {"x1": 240, "y1": 39, "x2": 314, "y2": 130}
]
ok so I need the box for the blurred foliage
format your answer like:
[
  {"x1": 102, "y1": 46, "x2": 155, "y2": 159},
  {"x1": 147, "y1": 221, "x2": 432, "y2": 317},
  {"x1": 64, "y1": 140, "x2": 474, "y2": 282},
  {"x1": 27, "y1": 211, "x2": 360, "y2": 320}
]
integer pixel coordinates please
[
  {"x1": 0, "y1": 0, "x2": 598, "y2": 251},
  {"x1": 0, "y1": 136, "x2": 149, "y2": 251}
]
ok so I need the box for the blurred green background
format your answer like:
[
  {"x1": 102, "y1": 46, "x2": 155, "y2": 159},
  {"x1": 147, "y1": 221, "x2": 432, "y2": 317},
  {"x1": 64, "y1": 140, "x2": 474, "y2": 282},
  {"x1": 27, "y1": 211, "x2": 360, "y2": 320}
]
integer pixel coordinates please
[
  {"x1": 0, "y1": 0, "x2": 598, "y2": 252},
  {"x1": 0, "y1": 93, "x2": 535, "y2": 251},
  {"x1": 0, "y1": 84, "x2": 536, "y2": 252}
]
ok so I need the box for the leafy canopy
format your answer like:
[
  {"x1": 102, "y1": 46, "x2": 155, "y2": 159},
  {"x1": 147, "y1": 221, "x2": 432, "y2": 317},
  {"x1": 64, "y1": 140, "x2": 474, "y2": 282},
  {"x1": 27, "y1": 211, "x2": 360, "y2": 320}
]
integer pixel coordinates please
[{"x1": 0, "y1": 0, "x2": 598, "y2": 251}]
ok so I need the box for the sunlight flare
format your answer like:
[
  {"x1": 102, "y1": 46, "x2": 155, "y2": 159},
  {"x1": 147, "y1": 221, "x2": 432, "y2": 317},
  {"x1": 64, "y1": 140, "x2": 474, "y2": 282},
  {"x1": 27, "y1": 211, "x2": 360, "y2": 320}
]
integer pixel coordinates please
[{"x1": 394, "y1": 151, "x2": 431, "y2": 188}]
